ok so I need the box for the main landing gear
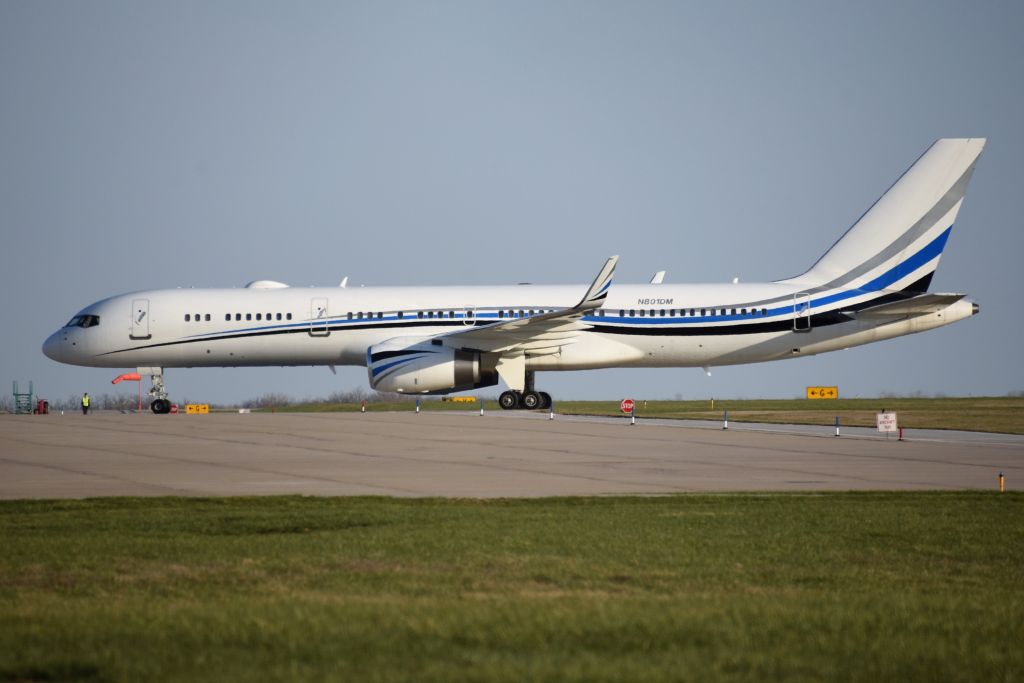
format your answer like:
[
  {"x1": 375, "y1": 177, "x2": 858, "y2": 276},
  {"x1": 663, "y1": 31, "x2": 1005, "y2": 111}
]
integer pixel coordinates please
[{"x1": 498, "y1": 371, "x2": 552, "y2": 410}]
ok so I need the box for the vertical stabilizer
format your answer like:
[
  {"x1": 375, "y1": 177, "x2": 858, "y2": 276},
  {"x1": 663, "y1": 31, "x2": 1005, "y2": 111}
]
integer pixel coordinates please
[{"x1": 784, "y1": 138, "x2": 985, "y2": 293}]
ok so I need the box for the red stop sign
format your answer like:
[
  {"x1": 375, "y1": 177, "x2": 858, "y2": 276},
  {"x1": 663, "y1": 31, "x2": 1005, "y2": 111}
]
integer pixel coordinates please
[{"x1": 620, "y1": 398, "x2": 635, "y2": 414}]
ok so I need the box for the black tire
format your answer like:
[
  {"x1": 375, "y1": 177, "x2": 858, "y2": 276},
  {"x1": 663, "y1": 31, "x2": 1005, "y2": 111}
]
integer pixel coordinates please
[
  {"x1": 539, "y1": 392, "x2": 552, "y2": 410},
  {"x1": 522, "y1": 391, "x2": 541, "y2": 410},
  {"x1": 498, "y1": 391, "x2": 519, "y2": 410},
  {"x1": 151, "y1": 399, "x2": 171, "y2": 414}
]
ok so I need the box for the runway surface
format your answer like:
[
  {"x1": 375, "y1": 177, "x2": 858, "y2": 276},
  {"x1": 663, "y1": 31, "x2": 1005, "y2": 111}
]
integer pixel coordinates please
[{"x1": 1, "y1": 411, "x2": 1021, "y2": 498}]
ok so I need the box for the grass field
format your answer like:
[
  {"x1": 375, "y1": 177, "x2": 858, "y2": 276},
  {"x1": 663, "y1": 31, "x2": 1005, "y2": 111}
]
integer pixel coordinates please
[
  {"x1": 2, "y1": 494, "x2": 1022, "y2": 681},
  {"x1": 272, "y1": 396, "x2": 1024, "y2": 434}
]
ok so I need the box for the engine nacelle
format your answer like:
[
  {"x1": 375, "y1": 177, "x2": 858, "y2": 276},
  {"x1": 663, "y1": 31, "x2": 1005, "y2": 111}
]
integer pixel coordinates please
[{"x1": 367, "y1": 338, "x2": 498, "y2": 394}]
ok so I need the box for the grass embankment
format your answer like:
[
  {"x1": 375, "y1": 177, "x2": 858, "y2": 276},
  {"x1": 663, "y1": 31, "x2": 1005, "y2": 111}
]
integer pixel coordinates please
[
  {"x1": 2, "y1": 494, "x2": 1022, "y2": 681},
  {"x1": 272, "y1": 396, "x2": 1024, "y2": 434},
  {"x1": 556, "y1": 396, "x2": 1024, "y2": 434}
]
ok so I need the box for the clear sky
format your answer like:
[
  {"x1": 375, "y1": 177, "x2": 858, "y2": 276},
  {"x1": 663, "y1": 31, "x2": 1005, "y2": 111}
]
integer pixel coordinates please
[{"x1": 2, "y1": 1, "x2": 1022, "y2": 405}]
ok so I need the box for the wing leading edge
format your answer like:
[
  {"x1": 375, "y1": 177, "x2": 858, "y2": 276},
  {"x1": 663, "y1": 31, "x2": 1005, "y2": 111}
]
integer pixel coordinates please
[{"x1": 436, "y1": 255, "x2": 619, "y2": 355}]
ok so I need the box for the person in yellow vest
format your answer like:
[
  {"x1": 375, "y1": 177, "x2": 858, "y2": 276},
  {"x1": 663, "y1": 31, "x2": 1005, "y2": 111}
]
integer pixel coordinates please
[{"x1": 81, "y1": 392, "x2": 90, "y2": 415}]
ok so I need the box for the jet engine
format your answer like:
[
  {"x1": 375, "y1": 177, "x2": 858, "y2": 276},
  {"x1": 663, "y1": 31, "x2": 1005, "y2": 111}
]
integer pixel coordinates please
[{"x1": 367, "y1": 338, "x2": 498, "y2": 394}]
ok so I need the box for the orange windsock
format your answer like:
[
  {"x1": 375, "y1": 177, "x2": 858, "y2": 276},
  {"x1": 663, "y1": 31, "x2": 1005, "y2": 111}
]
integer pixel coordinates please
[{"x1": 112, "y1": 373, "x2": 143, "y2": 384}]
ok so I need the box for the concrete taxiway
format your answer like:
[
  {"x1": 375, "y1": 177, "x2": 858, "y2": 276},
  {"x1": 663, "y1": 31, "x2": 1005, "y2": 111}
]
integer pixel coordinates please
[{"x1": 1, "y1": 411, "x2": 1021, "y2": 499}]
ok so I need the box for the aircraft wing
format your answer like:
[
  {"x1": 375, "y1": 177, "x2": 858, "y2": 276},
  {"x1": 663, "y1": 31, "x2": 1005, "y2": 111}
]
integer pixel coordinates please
[
  {"x1": 436, "y1": 255, "x2": 618, "y2": 355},
  {"x1": 847, "y1": 293, "x2": 965, "y2": 319}
]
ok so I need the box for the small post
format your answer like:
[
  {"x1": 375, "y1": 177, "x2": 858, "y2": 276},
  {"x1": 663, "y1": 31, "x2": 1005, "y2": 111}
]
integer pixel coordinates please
[
  {"x1": 630, "y1": 410, "x2": 635, "y2": 425},
  {"x1": 360, "y1": 400, "x2": 366, "y2": 413},
  {"x1": 479, "y1": 403, "x2": 484, "y2": 416},
  {"x1": 415, "y1": 398, "x2": 420, "y2": 414},
  {"x1": 549, "y1": 402, "x2": 554, "y2": 420},
  {"x1": 999, "y1": 471, "x2": 1005, "y2": 493},
  {"x1": 834, "y1": 415, "x2": 840, "y2": 437},
  {"x1": 723, "y1": 409, "x2": 728, "y2": 430},
  {"x1": 898, "y1": 427, "x2": 904, "y2": 442},
  {"x1": 711, "y1": 397, "x2": 714, "y2": 410}
]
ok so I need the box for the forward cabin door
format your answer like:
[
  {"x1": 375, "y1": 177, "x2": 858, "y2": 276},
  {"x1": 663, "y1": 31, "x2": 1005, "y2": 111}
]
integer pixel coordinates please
[
  {"x1": 310, "y1": 297, "x2": 330, "y2": 337},
  {"x1": 130, "y1": 299, "x2": 151, "y2": 340},
  {"x1": 793, "y1": 292, "x2": 812, "y2": 332}
]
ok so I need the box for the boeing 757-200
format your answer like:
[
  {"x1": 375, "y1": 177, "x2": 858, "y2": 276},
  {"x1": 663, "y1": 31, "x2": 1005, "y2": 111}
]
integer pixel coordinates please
[{"x1": 43, "y1": 138, "x2": 984, "y2": 413}]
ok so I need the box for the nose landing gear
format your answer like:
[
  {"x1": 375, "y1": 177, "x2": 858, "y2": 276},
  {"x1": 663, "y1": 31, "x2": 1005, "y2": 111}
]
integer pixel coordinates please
[{"x1": 141, "y1": 367, "x2": 172, "y2": 414}]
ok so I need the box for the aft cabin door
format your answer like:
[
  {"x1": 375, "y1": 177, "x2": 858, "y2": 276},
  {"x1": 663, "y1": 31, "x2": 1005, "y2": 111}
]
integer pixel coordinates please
[
  {"x1": 793, "y1": 292, "x2": 811, "y2": 332},
  {"x1": 309, "y1": 298, "x2": 330, "y2": 337},
  {"x1": 130, "y1": 299, "x2": 151, "y2": 340}
]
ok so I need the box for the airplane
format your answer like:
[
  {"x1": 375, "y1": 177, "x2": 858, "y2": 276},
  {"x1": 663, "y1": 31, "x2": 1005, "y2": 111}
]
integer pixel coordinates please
[{"x1": 43, "y1": 138, "x2": 985, "y2": 414}]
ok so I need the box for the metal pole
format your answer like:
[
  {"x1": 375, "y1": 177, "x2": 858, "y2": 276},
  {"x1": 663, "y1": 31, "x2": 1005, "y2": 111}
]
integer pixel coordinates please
[
  {"x1": 999, "y1": 472, "x2": 1005, "y2": 493},
  {"x1": 415, "y1": 398, "x2": 420, "y2": 414},
  {"x1": 549, "y1": 402, "x2": 554, "y2": 420},
  {"x1": 835, "y1": 415, "x2": 840, "y2": 437},
  {"x1": 723, "y1": 409, "x2": 728, "y2": 430}
]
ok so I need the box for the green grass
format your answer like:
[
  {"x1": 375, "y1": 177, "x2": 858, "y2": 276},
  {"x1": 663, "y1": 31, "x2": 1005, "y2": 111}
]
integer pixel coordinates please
[
  {"x1": 269, "y1": 396, "x2": 1024, "y2": 434},
  {"x1": 2, "y1": 494, "x2": 1022, "y2": 681}
]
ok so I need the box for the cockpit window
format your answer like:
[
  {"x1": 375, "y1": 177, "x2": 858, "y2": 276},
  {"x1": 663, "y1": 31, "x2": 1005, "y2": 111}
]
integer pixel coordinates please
[{"x1": 64, "y1": 315, "x2": 100, "y2": 328}]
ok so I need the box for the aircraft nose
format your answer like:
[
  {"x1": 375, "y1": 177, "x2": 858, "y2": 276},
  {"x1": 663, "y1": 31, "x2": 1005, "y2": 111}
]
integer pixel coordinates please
[{"x1": 42, "y1": 331, "x2": 66, "y2": 362}]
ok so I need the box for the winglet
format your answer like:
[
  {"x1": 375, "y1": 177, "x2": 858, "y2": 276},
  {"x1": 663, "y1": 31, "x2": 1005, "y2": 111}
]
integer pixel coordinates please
[{"x1": 576, "y1": 256, "x2": 618, "y2": 310}]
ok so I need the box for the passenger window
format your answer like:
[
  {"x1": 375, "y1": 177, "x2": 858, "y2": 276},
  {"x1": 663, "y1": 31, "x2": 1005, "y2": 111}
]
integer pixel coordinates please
[
  {"x1": 276, "y1": 313, "x2": 281, "y2": 321},
  {"x1": 235, "y1": 313, "x2": 241, "y2": 321},
  {"x1": 185, "y1": 314, "x2": 190, "y2": 322},
  {"x1": 378, "y1": 312, "x2": 383, "y2": 319},
  {"x1": 742, "y1": 308, "x2": 747, "y2": 315},
  {"x1": 762, "y1": 308, "x2": 768, "y2": 316},
  {"x1": 619, "y1": 309, "x2": 624, "y2": 317},
  {"x1": 205, "y1": 314, "x2": 211, "y2": 321},
  {"x1": 246, "y1": 313, "x2": 252, "y2": 321},
  {"x1": 398, "y1": 311, "x2": 404, "y2": 319},
  {"x1": 256, "y1": 313, "x2": 262, "y2": 321},
  {"x1": 629, "y1": 310, "x2": 636, "y2": 317},
  {"x1": 225, "y1": 314, "x2": 231, "y2": 321},
  {"x1": 660, "y1": 309, "x2": 666, "y2": 317},
  {"x1": 286, "y1": 313, "x2": 292, "y2": 320},
  {"x1": 731, "y1": 309, "x2": 736, "y2": 315},
  {"x1": 498, "y1": 310, "x2": 504, "y2": 319}
]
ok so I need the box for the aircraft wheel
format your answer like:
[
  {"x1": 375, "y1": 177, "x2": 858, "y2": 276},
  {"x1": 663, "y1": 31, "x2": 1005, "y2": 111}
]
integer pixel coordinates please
[
  {"x1": 521, "y1": 391, "x2": 541, "y2": 410},
  {"x1": 539, "y1": 392, "x2": 552, "y2": 410},
  {"x1": 151, "y1": 399, "x2": 171, "y2": 414},
  {"x1": 498, "y1": 391, "x2": 519, "y2": 410}
]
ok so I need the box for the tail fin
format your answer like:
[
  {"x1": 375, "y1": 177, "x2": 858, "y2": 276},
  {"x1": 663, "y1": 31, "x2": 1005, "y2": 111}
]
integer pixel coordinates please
[{"x1": 784, "y1": 138, "x2": 985, "y2": 294}]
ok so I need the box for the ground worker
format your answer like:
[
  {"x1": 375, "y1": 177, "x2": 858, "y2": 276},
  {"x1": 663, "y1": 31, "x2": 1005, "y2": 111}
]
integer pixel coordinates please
[{"x1": 81, "y1": 392, "x2": 90, "y2": 415}]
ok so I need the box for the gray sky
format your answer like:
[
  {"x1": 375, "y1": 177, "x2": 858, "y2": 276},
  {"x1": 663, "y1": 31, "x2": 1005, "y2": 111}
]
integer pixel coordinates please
[{"x1": 2, "y1": 1, "x2": 1022, "y2": 405}]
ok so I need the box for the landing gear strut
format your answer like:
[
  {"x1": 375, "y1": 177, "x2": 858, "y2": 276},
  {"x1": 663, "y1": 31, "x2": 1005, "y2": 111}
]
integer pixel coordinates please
[
  {"x1": 143, "y1": 367, "x2": 172, "y2": 414},
  {"x1": 498, "y1": 372, "x2": 553, "y2": 410}
]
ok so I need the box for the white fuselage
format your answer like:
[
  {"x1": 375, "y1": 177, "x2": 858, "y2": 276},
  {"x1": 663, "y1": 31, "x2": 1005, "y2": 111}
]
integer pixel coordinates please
[{"x1": 42, "y1": 280, "x2": 976, "y2": 375}]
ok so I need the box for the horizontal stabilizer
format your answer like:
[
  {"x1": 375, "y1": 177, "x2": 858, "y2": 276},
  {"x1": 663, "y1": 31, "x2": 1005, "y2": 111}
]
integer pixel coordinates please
[{"x1": 847, "y1": 293, "x2": 964, "y2": 319}]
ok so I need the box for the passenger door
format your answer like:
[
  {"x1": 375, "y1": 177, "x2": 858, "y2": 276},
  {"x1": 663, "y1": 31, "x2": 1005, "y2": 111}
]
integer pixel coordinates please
[
  {"x1": 310, "y1": 297, "x2": 330, "y2": 337},
  {"x1": 793, "y1": 292, "x2": 811, "y2": 332},
  {"x1": 130, "y1": 299, "x2": 151, "y2": 340}
]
